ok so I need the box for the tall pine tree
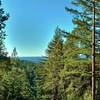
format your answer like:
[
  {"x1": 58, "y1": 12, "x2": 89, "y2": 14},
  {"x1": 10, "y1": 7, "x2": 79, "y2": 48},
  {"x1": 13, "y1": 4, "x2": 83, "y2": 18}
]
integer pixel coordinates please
[
  {"x1": 43, "y1": 27, "x2": 64, "y2": 100},
  {"x1": 61, "y1": 0, "x2": 100, "y2": 99},
  {"x1": 0, "y1": 0, "x2": 9, "y2": 58}
]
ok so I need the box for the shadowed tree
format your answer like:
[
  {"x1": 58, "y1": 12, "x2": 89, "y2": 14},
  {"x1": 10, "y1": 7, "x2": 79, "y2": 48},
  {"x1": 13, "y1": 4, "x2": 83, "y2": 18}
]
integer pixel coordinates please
[
  {"x1": 11, "y1": 47, "x2": 18, "y2": 58},
  {"x1": 0, "y1": 0, "x2": 9, "y2": 59}
]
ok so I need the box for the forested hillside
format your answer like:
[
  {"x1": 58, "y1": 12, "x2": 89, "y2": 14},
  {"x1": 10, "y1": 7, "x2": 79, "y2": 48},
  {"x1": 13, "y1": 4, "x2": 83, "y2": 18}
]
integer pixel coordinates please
[{"x1": 0, "y1": 0, "x2": 100, "y2": 100}]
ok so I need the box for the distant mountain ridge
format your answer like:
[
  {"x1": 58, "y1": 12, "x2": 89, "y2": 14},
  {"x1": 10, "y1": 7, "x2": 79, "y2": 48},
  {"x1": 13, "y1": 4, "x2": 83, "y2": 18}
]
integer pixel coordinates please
[{"x1": 19, "y1": 56, "x2": 47, "y2": 63}]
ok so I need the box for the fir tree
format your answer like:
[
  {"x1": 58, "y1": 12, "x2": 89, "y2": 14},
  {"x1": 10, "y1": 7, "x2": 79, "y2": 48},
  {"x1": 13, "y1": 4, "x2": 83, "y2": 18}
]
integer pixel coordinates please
[
  {"x1": 11, "y1": 47, "x2": 18, "y2": 58},
  {"x1": 43, "y1": 27, "x2": 64, "y2": 100},
  {"x1": 0, "y1": 0, "x2": 9, "y2": 58}
]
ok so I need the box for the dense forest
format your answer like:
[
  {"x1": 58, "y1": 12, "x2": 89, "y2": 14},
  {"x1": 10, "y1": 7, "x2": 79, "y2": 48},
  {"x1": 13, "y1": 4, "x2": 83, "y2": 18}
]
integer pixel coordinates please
[{"x1": 0, "y1": 0, "x2": 100, "y2": 100}]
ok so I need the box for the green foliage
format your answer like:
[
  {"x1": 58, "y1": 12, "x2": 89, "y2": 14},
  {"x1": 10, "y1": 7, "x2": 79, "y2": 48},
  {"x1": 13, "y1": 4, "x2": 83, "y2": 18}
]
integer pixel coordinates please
[
  {"x1": 0, "y1": 60, "x2": 34, "y2": 100},
  {"x1": 40, "y1": 27, "x2": 64, "y2": 100},
  {"x1": 0, "y1": 0, "x2": 9, "y2": 58},
  {"x1": 0, "y1": 0, "x2": 100, "y2": 100},
  {"x1": 37, "y1": 0, "x2": 100, "y2": 99}
]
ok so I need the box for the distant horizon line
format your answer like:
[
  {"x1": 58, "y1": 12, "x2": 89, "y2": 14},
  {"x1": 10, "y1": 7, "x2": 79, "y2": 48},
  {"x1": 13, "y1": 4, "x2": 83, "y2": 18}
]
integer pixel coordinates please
[
  {"x1": 7, "y1": 54, "x2": 47, "y2": 57},
  {"x1": 18, "y1": 56, "x2": 47, "y2": 57}
]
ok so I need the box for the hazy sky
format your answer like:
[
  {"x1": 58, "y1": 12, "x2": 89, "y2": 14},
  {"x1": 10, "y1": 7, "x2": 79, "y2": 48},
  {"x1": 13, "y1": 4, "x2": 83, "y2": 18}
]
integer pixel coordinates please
[{"x1": 3, "y1": 0, "x2": 74, "y2": 56}]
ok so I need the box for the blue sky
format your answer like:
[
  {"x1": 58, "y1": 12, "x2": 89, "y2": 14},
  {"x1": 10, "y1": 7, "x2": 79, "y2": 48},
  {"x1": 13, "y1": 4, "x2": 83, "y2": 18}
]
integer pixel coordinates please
[{"x1": 3, "y1": 0, "x2": 74, "y2": 56}]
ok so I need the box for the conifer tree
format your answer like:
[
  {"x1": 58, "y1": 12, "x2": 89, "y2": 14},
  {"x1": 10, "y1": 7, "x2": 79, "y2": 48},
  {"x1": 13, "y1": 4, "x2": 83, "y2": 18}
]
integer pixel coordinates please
[
  {"x1": 43, "y1": 27, "x2": 63, "y2": 100},
  {"x1": 61, "y1": 0, "x2": 100, "y2": 99},
  {"x1": 0, "y1": 0, "x2": 9, "y2": 58},
  {"x1": 11, "y1": 47, "x2": 18, "y2": 58}
]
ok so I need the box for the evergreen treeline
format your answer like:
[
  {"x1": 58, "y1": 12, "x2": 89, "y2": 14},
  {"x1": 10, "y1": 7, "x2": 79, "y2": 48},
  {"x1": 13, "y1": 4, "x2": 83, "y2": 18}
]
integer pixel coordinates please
[{"x1": 0, "y1": 0, "x2": 100, "y2": 100}]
